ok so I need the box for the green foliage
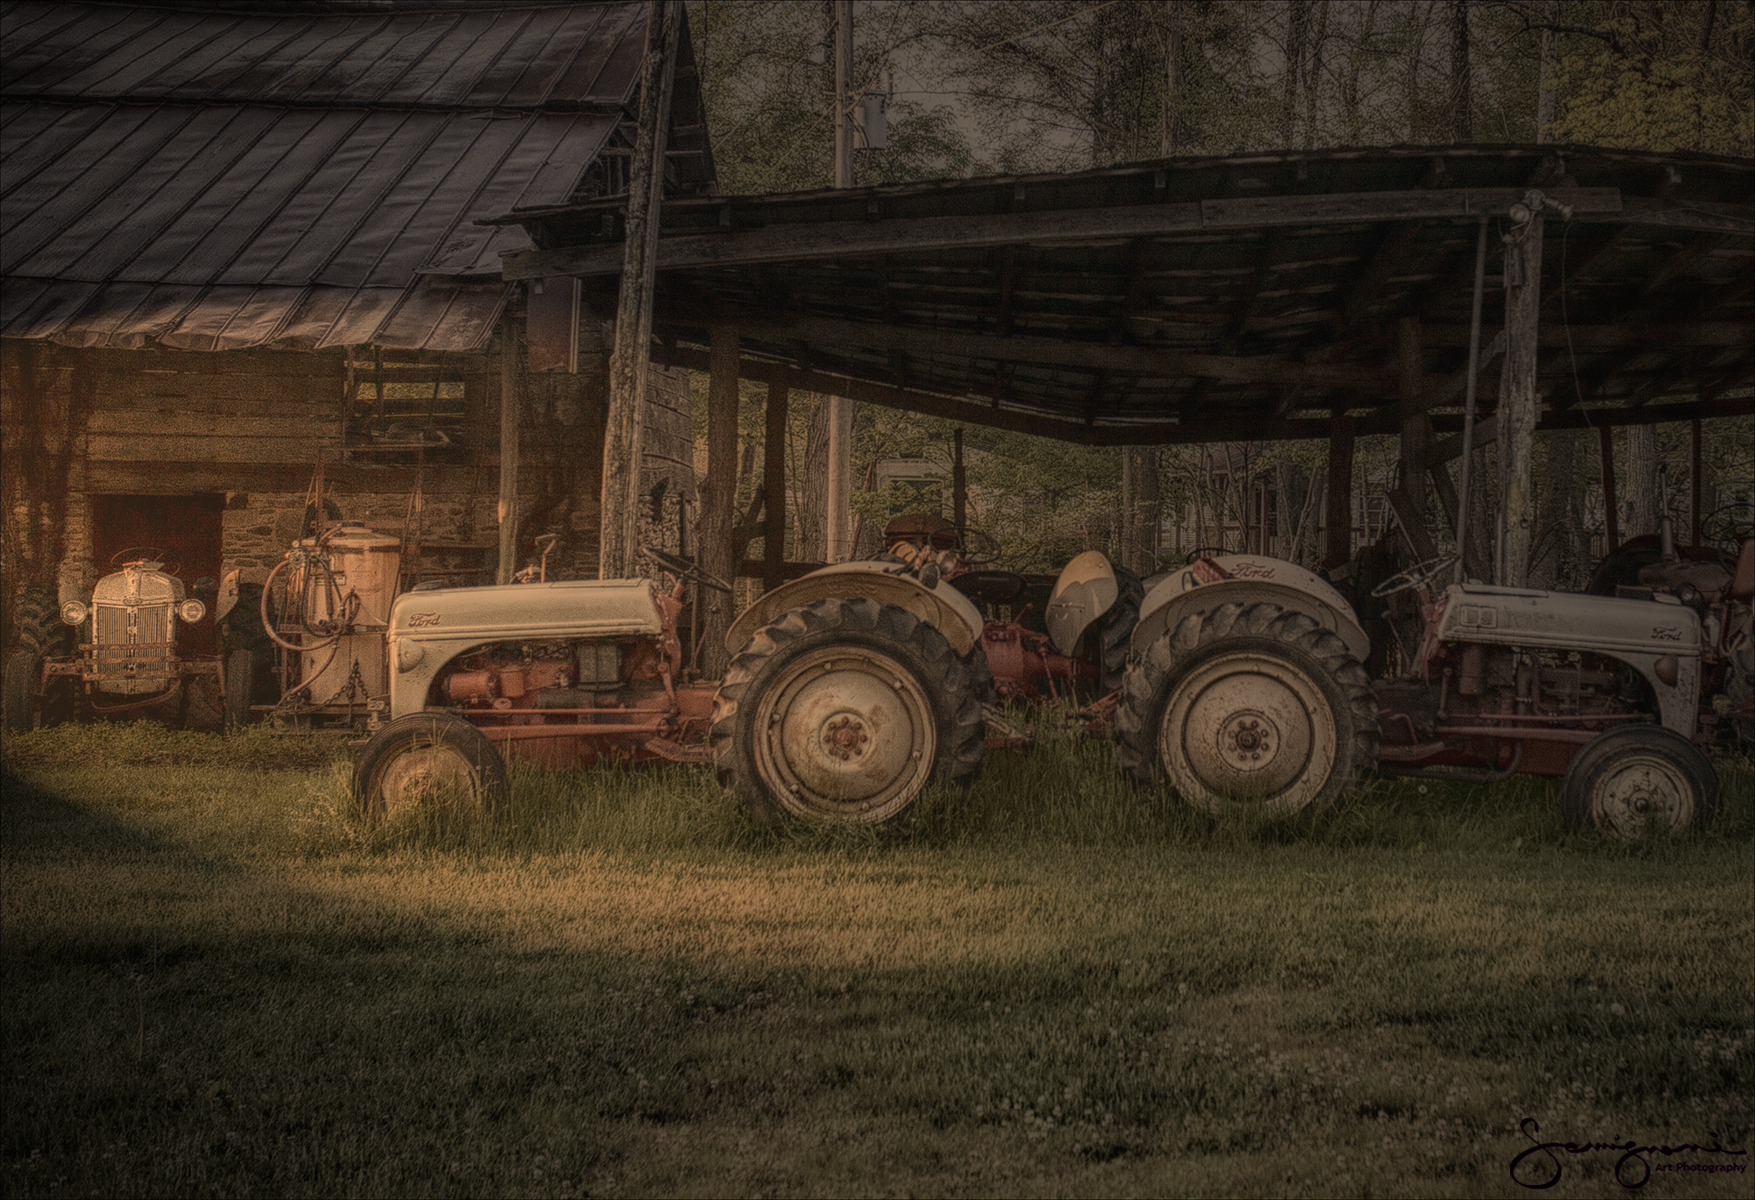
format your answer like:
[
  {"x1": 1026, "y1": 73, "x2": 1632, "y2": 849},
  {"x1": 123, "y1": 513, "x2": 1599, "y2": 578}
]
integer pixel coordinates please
[{"x1": 1549, "y1": 0, "x2": 1755, "y2": 156}]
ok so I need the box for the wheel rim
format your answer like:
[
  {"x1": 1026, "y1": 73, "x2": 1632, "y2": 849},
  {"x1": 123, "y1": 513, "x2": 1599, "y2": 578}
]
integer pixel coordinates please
[
  {"x1": 752, "y1": 645, "x2": 936, "y2": 822},
  {"x1": 1590, "y1": 752, "x2": 1695, "y2": 837},
  {"x1": 1158, "y1": 651, "x2": 1337, "y2": 815},
  {"x1": 369, "y1": 738, "x2": 482, "y2": 821}
]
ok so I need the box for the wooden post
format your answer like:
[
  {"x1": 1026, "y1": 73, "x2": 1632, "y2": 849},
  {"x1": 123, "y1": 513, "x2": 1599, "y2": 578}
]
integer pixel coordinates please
[
  {"x1": 1496, "y1": 197, "x2": 1543, "y2": 586},
  {"x1": 1324, "y1": 407, "x2": 1356, "y2": 569},
  {"x1": 1690, "y1": 418, "x2": 1703, "y2": 547},
  {"x1": 952, "y1": 427, "x2": 966, "y2": 529},
  {"x1": 1599, "y1": 422, "x2": 1620, "y2": 549},
  {"x1": 763, "y1": 380, "x2": 789, "y2": 593},
  {"x1": 495, "y1": 324, "x2": 520, "y2": 584},
  {"x1": 1397, "y1": 317, "x2": 1428, "y2": 529},
  {"x1": 599, "y1": 0, "x2": 680, "y2": 581},
  {"x1": 698, "y1": 324, "x2": 741, "y2": 677}
]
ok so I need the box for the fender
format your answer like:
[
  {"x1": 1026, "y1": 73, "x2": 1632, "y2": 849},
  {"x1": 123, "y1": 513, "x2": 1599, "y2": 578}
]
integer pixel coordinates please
[
  {"x1": 1133, "y1": 555, "x2": 1370, "y2": 662},
  {"x1": 725, "y1": 562, "x2": 986, "y2": 657}
]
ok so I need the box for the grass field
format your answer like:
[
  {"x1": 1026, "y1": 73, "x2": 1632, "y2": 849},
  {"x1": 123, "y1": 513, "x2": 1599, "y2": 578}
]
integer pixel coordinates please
[{"x1": 3, "y1": 717, "x2": 1751, "y2": 1199}]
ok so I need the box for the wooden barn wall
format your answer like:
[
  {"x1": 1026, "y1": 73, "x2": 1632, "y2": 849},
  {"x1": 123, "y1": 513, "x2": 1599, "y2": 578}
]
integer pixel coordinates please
[{"x1": 2, "y1": 333, "x2": 695, "y2": 649}]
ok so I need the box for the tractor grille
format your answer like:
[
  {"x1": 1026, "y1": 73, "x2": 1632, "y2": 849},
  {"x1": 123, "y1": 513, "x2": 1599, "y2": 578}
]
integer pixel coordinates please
[{"x1": 91, "y1": 603, "x2": 174, "y2": 694}]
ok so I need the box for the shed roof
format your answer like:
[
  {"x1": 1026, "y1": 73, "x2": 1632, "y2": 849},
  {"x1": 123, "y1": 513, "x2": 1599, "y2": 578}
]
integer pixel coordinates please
[
  {"x1": 501, "y1": 144, "x2": 1753, "y2": 442},
  {"x1": 1, "y1": 0, "x2": 711, "y2": 351}
]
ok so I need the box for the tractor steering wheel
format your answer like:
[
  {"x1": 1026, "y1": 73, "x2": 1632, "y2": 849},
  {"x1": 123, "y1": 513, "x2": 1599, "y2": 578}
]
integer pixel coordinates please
[
  {"x1": 1698, "y1": 503, "x2": 1755, "y2": 554},
  {"x1": 951, "y1": 526, "x2": 1001, "y2": 566},
  {"x1": 1370, "y1": 554, "x2": 1458, "y2": 599},
  {"x1": 645, "y1": 547, "x2": 732, "y2": 594},
  {"x1": 111, "y1": 546, "x2": 178, "y2": 574}
]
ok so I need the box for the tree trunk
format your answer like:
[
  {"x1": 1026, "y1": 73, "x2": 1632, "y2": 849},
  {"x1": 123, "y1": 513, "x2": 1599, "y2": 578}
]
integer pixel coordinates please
[
  {"x1": 1528, "y1": 428, "x2": 1577, "y2": 589},
  {"x1": 1447, "y1": 0, "x2": 1471, "y2": 141},
  {"x1": 795, "y1": 394, "x2": 831, "y2": 562},
  {"x1": 1624, "y1": 425, "x2": 1660, "y2": 536}
]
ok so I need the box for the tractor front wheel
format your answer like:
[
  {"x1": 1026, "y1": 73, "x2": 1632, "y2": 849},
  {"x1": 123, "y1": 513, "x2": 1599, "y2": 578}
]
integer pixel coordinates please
[
  {"x1": 353, "y1": 713, "x2": 507, "y2": 827},
  {"x1": 1115, "y1": 602, "x2": 1379, "y2": 816},
  {"x1": 1561, "y1": 725, "x2": 1717, "y2": 838},
  {"x1": 4, "y1": 651, "x2": 40, "y2": 733},
  {"x1": 712, "y1": 598, "x2": 985, "y2": 824}
]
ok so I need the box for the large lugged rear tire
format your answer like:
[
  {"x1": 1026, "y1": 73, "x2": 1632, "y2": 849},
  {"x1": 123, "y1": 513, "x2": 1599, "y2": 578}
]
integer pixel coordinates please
[
  {"x1": 354, "y1": 713, "x2": 507, "y2": 827},
  {"x1": 1099, "y1": 567, "x2": 1144, "y2": 695},
  {"x1": 1115, "y1": 602, "x2": 1379, "y2": 816},
  {"x1": 1561, "y1": 725, "x2": 1717, "y2": 838},
  {"x1": 712, "y1": 598, "x2": 985, "y2": 824}
]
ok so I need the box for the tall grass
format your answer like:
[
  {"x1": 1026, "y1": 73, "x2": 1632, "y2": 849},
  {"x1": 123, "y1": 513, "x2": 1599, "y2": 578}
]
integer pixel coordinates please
[{"x1": 3, "y1": 717, "x2": 1751, "y2": 1198}]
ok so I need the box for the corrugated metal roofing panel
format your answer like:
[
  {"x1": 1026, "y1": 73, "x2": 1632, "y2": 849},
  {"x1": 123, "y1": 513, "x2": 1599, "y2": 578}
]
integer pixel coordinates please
[
  {"x1": 1, "y1": 3, "x2": 712, "y2": 352},
  {"x1": 2, "y1": 1, "x2": 646, "y2": 108}
]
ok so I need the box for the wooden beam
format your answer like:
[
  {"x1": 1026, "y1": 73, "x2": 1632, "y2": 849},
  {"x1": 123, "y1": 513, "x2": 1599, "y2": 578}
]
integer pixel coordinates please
[
  {"x1": 1497, "y1": 204, "x2": 1543, "y2": 586},
  {"x1": 1424, "y1": 322, "x2": 1752, "y2": 348},
  {"x1": 654, "y1": 307, "x2": 1401, "y2": 393},
  {"x1": 1325, "y1": 408, "x2": 1356, "y2": 569},
  {"x1": 499, "y1": 187, "x2": 1627, "y2": 280},
  {"x1": 698, "y1": 323, "x2": 740, "y2": 677},
  {"x1": 762, "y1": 380, "x2": 788, "y2": 593},
  {"x1": 1397, "y1": 317, "x2": 1428, "y2": 526},
  {"x1": 495, "y1": 325, "x2": 520, "y2": 584},
  {"x1": 1599, "y1": 423, "x2": 1619, "y2": 547},
  {"x1": 599, "y1": 0, "x2": 680, "y2": 580},
  {"x1": 1341, "y1": 220, "x2": 1422, "y2": 331}
]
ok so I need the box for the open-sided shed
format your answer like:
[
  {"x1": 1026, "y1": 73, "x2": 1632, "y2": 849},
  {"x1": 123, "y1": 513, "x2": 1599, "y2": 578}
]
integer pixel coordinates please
[{"x1": 494, "y1": 143, "x2": 1753, "y2": 587}]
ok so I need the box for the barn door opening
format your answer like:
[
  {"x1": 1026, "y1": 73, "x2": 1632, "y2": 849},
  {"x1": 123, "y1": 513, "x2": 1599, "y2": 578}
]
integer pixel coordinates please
[{"x1": 89, "y1": 494, "x2": 225, "y2": 655}]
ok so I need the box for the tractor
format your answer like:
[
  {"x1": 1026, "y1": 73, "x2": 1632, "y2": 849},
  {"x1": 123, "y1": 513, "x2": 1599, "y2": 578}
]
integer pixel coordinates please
[
  {"x1": 3, "y1": 548, "x2": 234, "y2": 732},
  {"x1": 1111, "y1": 518, "x2": 1753, "y2": 838}
]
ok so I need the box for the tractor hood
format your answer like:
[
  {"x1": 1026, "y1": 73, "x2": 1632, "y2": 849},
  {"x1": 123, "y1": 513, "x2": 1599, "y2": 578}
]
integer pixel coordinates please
[
  {"x1": 1435, "y1": 583, "x2": 1700, "y2": 658},
  {"x1": 388, "y1": 580, "x2": 661, "y2": 643}
]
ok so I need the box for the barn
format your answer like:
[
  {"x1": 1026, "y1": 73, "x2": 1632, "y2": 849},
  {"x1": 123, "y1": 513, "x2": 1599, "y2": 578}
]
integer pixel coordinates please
[{"x1": 0, "y1": 0, "x2": 713, "y2": 654}]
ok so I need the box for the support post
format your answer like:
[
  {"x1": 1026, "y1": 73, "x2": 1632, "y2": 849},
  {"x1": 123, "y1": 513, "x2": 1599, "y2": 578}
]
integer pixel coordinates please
[
  {"x1": 1599, "y1": 423, "x2": 1619, "y2": 549},
  {"x1": 823, "y1": 0, "x2": 856, "y2": 560},
  {"x1": 1325, "y1": 407, "x2": 1356, "y2": 569},
  {"x1": 1397, "y1": 316, "x2": 1429, "y2": 528},
  {"x1": 1496, "y1": 195, "x2": 1544, "y2": 586},
  {"x1": 698, "y1": 324, "x2": 741, "y2": 677},
  {"x1": 599, "y1": 0, "x2": 680, "y2": 581},
  {"x1": 1453, "y1": 218, "x2": 1489, "y2": 582},
  {"x1": 495, "y1": 325, "x2": 520, "y2": 584},
  {"x1": 1690, "y1": 418, "x2": 1703, "y2": 547},
  {"x1": 763, "y1": 381, "x2": 789, "y2": 593}
]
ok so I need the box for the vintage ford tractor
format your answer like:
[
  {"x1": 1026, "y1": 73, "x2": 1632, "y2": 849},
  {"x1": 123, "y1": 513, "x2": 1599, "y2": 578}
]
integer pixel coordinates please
[
  {"x1": 3, "y1": 549, "x2": 230, "y2": 731},
  {"x1": 351, "y1": 544, "x2": 994, "y2": 827},
  {"x1": 1113, "y1": 535, "x2": 1753, "y2": 837}
]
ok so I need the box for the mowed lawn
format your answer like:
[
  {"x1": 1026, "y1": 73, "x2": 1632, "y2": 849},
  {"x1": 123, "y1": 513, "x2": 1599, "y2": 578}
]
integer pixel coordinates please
[{"x1": 2, "y1": 721, "x2": 1751, "y2": 1199}]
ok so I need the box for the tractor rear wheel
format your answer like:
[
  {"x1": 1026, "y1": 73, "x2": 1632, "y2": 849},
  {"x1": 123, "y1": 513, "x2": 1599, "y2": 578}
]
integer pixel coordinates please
[
  {"x1": 1115, "y1": 602, "x2": 1379, "y2": 816},
  {"x1": 1561, "y1": 725, "x2": 1717, "y2": 838},
  {"x1": 225, "y1": 649, "x2": 256, "y2": 731},
  {"x1": 354, "y1": 713, "x2": 507, "y2": 827},
  {"x1": 1098, "y1": 567, "x2": 1144, "y2": 694},
  {"x1": 712, "y1": 598, "x2": 985, "y2": 824}
]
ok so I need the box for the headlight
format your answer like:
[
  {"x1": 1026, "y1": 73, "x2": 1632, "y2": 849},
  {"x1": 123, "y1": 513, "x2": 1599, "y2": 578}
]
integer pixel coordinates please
[
  {"x1": 178, "y1": 599, "x2": 207, "y2": 623},
  {"x1": 60, "y1": 600, "x2": 88, "y2": 626}
]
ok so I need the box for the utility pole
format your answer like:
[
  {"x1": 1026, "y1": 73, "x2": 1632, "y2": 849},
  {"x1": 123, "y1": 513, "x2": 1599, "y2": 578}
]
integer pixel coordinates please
[
  {"x1": 824, "y1": 0, "x2": 855, "y2": 561},
  {"x1": 600, "y1": 0, "x2": 680, "y2": 580}
]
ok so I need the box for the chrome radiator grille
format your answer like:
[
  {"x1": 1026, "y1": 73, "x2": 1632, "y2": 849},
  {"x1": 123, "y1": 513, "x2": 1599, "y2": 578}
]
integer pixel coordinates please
[{"x1": 91, "y1": 603, "x2": 175, "y2": 694}]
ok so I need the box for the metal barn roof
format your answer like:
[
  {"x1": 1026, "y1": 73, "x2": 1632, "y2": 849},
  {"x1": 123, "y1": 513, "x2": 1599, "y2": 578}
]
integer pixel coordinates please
[
  {"x1": 1, "y1": 0, "x2": 712, "y2": 351},
  {"x1": 500, "y1": 144, "x2": 1753, "y2": 442}
]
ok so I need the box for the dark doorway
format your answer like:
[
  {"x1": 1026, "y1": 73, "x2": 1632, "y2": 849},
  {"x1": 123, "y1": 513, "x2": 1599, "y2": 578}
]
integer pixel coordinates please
[{"x1": 90, "y1": 494, "x2": 225, "y2": 655}]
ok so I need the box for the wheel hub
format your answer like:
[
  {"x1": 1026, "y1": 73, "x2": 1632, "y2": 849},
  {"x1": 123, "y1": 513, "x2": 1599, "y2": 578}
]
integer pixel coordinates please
[
  {"x1": 1217, "y1": 711, "x2": 1277, "y2": 768},
  {"x1": 374, "y1": 745, "x2": 475, "y2": 819},
  {"x1": 1594, "y1": 755, "x2": 1690, "y2": 836},
  {"x1": 822, "y1": 714, "x2": 870, "y2": 760}
]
